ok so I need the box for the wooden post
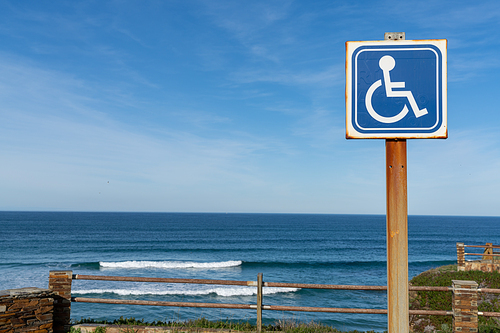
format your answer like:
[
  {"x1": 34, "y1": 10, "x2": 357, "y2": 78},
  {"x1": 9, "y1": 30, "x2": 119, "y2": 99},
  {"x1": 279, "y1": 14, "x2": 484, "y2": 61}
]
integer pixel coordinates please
[
  {"x1": 452, "y1": 280, "x2": 478, "y2": 333},
  {"x1": 256, "y1": 273, "x2": 263, "y2": 333},
  {"x1": 49, "y1": 271, "x2": 73, "y2": 333},
  {"x1": 457, "y1": 243, "x2": 465, "y2": 271},
  {"x1": 483, "y1": 243, "x2": 493, "y2": 262},
  {"x1": 386, "y1": 139, "x2": 409, "y2": 333},
  {"x1": 384, "y1": 32, "x2": 409, "y2": 333}
]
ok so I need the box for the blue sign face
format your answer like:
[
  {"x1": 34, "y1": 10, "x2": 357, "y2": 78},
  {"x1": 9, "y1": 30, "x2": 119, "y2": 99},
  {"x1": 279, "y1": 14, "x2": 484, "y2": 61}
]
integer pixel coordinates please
[{"x1": 346, "y1": 41, "x2": 447, "y2": 139}]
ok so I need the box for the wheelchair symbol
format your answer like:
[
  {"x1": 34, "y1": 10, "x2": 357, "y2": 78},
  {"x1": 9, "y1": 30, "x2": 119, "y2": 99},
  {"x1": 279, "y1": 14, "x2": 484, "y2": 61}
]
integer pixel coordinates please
[{"x1": 365, "y1": 55, "x2": 428, "y2": 123}]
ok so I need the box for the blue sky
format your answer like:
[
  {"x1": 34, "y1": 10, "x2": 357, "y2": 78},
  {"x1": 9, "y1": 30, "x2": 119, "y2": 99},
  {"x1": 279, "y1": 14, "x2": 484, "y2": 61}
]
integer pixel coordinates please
[{"x1": 1, "y1": 0, "x2": 499, "y2": 216}]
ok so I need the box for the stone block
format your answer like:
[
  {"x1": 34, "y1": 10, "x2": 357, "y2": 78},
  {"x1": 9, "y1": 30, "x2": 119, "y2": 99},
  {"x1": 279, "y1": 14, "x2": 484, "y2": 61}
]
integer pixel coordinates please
[
  {"x1": 10, "y1": 317, "x2": 24, "y2": 325},
  {"x1": 35, "y1": 314, "x2": 52, "y2": 322},
  {"x1": 38, "y1": 299, "x2": 53, "y2": 306},
  {"x1": 456, "y1": 320, "x2": 478, "y2": 328},
  {"x1": 26, "y1": 319, "x2": 38, "y2": 326},
  {"x1": 31, "y1": 330, "x2": 48, "y2": 333},
  {"x1": 39, "y1": 323, "x2": 52, "y2": 330},
  {"x1": 0, "y1": 328, "x2": 14, "y2": 333},
  {"x1": 35, "y1": 306, "x2": 54, "y2": 315},
  {"x1": 49, "y1": 271, "x2": 72, "y2": 278},
  {"x1": 8, "y1": 301, "x2": 29, "y2": 311}
]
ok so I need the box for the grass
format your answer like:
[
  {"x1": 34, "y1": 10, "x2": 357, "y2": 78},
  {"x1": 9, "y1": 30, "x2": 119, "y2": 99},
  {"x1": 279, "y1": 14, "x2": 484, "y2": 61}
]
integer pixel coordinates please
[
  {"x1": 273, "y1": 318, "x2": 382, "y2": 333},
  {"x1": 73, "y1": 316, "x2": 386, "y2": 333},
  {"x1": 75, "y1": 316, "x2": 262, "y2": 331}
]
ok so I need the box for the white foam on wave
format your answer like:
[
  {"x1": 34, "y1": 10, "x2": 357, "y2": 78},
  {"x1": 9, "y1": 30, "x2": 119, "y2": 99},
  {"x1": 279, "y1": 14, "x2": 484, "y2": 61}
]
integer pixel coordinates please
[
  {"x1": 99, "y1": 260, "x2": 242, "y2": 269},
  {"x1": 73, "y1": 286, "x2": 299, "y2": 297}
]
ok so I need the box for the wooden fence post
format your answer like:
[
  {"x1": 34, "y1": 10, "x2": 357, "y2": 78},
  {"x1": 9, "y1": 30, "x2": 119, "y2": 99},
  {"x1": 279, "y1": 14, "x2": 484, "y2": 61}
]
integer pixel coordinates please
[
  {"x1": 457, "y1": 243, "x2": 465, "y2": 271},
  {"x1": 49, "y1": 271, "x2": 73, "y2": 333},
  {"x1": 452, "y1": 280, "x2": 478, "y2": 333},
  {"x1": 257, "y1": 273, "x2": 263, "y2": 333},
  {"x1": 483, "y1": 243, "x2": 493, "y2": 262}
]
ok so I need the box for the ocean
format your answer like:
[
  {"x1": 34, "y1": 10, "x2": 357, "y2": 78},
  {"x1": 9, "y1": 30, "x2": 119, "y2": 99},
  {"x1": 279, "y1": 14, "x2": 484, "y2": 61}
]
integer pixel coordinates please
[{"x1": 1, "y1": 212, "x2": 499, "y2": 332}]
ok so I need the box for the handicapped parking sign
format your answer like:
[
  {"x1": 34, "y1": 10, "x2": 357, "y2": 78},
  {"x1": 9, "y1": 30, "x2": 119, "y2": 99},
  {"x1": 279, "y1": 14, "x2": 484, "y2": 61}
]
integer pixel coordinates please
[{"x1": 346, "y1": 39, "x2": 447, "y2": 139}]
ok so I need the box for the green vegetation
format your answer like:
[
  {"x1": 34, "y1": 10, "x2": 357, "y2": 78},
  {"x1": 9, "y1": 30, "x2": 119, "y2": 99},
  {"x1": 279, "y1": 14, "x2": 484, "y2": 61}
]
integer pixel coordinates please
[
  {"x1": 73, "y1": 317, "x2": 386, "y2": 332},
  {"x1": 273, "y1": 319, "x2": 382, "y2": 333},
  {"x1": 70, "y1": 327, "x2": 106, "y2": 333},
  {"x1": 93, "y1": 327, "x2": 107, "y2": 333},
  {"x1": 75, "y1": 316, "x2": 263, "y2": 331},
  {"x1": 409, "y1": 264, "x2": 500, "y2": 332}
]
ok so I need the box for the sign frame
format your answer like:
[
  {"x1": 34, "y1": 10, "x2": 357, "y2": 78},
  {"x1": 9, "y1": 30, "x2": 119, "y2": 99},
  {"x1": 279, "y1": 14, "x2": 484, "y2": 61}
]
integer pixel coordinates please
[{"x1": 346, "y1": 39, "x2": 447, "y2": 139}]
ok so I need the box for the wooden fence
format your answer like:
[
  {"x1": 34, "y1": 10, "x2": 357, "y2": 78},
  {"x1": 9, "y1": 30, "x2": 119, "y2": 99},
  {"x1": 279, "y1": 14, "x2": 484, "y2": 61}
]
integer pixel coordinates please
[
  {"x1": 457, "y1": 242, "x2": 500, "y2": 273},
  {"x1": 49, "y1": 271, "x2": 500, "y2": 333}
]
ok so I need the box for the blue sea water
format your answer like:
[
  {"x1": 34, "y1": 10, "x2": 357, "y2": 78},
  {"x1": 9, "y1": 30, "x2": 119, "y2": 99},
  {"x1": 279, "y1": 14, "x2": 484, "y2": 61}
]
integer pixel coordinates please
[{"x1": 1, "y1": 212, "x2": 499, "y2": 332}]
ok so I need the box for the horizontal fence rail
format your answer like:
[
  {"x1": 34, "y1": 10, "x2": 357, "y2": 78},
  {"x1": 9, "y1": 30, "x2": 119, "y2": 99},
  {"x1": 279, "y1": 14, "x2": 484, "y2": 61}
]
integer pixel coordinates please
[
  {"x1": 457, "y1": 243, "x2": 500, "y2": 276},
  {"x1": 461, "y1": 253, "x2": 500, "y2": 256},
  {"x1": 72, "y1": 273, "x2": 500, "y2": 294},
  {"x1": 49, "y1": 271, "x2": 500, "y2": 333},
  {"x1": 464, "y1": 245, "x2": 500, "y2": 249},
  {"x1": 460, "y1": 243, "x2": 500, "y2": 257},
  {"x1": 73, "y1": 274, "x2": 258, "y2": 286},
  {"x1": 72, "y1": 297, "x2": 254, "y2": 310},
  {"x1": 74, "y1": 274, "x2": 455, "y2": 291}
]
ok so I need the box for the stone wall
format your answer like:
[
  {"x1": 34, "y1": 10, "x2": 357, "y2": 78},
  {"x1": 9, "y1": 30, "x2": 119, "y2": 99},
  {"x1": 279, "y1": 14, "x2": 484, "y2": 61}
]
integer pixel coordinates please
[
  {"x1": 0, "y1": 288, "x2": 54, "y2": 333},
  {"x1": 464, "y1": 261, "x2": 500, "y2": 273}
]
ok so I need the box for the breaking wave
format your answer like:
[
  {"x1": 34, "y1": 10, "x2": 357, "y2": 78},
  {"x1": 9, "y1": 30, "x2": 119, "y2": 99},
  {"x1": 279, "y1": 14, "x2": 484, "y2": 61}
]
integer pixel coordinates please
[
  {"x1": 99, "y1": 260, "x2": 242, "y2": 269},
  {"x1": 73, "y1": 286, "x2": 298, "y2": 297}
]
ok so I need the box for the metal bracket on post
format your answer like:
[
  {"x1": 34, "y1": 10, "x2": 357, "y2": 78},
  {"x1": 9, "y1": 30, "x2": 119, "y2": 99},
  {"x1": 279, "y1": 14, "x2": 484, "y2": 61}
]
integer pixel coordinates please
[{"x1": 384, "y1": 32, "x2": 405, "y2": 40}]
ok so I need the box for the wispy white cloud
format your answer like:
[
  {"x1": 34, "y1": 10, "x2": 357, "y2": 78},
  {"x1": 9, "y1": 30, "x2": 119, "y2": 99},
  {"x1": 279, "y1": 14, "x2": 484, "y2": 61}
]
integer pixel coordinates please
[
  {"x1": 291, "y1": 108, "x2": 343, "y2": 149},
  {"x1": 449, "y1": 50, "x2": 500, "y2": 82},
  {"x1": 408, "y1": 130, "x2": 500, "y2": 215},
  {"x1": 2, "y1": 0, "x2": 500, "y2": 215},
  {"x1": 0, "y1": 53, "x2": 304, "y2": 211},
  {"x1": 230, "y1": 65, "x2": 342, "y2": 88},
  {"x1": 201, "y1": 0, "x2": 292, "y2": 40},
  {"x1": 421, "y1": 1, "x2": 500, "y2": 30},
  {"x1": 198, "y1": 0, "x2": 296, "y2": 64},
  {"x1": 0, "y1": 107, "x2": 289, "y2": 211}
]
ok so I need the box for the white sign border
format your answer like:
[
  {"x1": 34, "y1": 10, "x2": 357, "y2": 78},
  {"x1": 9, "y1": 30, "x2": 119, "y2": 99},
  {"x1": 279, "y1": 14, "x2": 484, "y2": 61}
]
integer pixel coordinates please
[{"x1": 345, "y1": 39, "x2": 447, "y2": 139}]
